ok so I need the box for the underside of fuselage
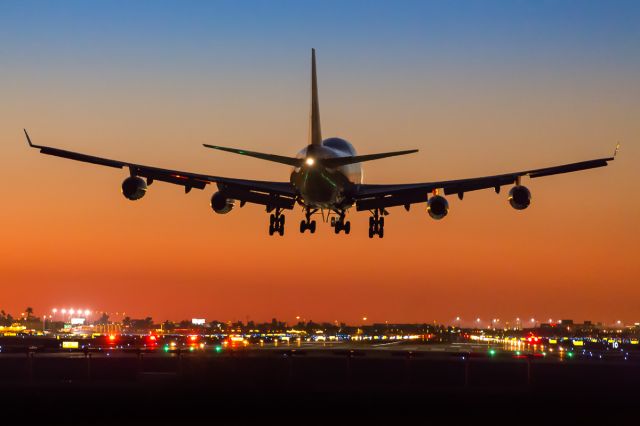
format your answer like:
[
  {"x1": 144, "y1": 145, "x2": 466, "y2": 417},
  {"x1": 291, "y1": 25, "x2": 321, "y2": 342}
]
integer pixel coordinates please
[{"x1": 290, "y1": 137, "x2": 362, "y2": 210}]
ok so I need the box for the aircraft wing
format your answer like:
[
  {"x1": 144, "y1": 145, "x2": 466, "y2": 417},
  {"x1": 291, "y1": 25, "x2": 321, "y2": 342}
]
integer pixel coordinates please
[
  {"x1": 353, "y1": 154, "x2": 616, "y2": 211},
  {"x1": 25, "y1": 130, "x2": 296, "y2": 210}
]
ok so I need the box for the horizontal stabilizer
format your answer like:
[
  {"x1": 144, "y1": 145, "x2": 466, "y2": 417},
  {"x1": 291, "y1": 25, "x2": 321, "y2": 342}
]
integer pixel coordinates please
[
  {"x1": 203, "y1": 144, "x2": 303, "y2": 167},
  {"x1": 321, "y1": 149, "x2": 418, "y2": 168}
]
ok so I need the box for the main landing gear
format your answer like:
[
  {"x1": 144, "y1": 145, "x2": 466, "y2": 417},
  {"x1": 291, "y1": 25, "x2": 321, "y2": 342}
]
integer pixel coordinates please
[
  {"x1": 368, "y1": 209, "x2": 385, "y2": 238},
  {"x1": 268, "y1": 208, "x2": 285, "y2": 236},
  {"x1": 331, "y1": 211, "x2": 351, "y2": 235},
  {"x1": 300, "y1": 208, "x2": 318, "y2": 234}
]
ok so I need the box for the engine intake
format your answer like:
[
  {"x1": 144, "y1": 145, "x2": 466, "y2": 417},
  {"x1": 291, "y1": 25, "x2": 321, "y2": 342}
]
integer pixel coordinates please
[
  {"x1": 427, "y1": 195, "x2": 449, "y2": 220},
  {"x1": 508, "y1": 185, "x2": 531, "y2": 210},
  {"x1": 121, "y1": 176, "x2": 147, "y2": 200},
  {"x1": 211, "y1": 191, "x2": 234, "y2": 214}
]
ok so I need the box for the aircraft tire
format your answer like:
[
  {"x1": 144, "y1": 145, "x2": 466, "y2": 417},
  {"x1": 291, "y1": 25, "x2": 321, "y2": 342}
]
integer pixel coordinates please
[
  {"x1": 279, "y1": 225, "x2": 285, "y2": 236},
  {"x1": 310, "y1": 221, "x2": 316, "y2": 233},
  {"x1": 344, "y1": 221, "x2": 351, "y2": 234},
  {"x1": 300, "y1": 220, "x2": 306, "y2": 233},
  {"x1": 368, "y1": 227, "x2": 374, "y2": 238},
  {"x1": 378, "y1": 227, "x2": 384, "y2": 238}
]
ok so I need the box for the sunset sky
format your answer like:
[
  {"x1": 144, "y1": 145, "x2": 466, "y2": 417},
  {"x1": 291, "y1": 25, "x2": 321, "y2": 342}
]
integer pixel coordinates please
[{"x1": 1, "y1": 1, "x2": 638, "y2": 326}]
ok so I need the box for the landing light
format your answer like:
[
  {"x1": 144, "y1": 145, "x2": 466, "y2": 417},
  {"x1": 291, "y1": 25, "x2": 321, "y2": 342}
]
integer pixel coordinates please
[{"x1": 305, "y1": 157, "x2": 315, "y2": 166}]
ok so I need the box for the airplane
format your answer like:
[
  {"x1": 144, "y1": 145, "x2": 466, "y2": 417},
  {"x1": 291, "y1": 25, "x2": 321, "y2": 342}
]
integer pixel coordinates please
[{"x1": 25, "y1": 49, "x2": 618, "y2": 238}]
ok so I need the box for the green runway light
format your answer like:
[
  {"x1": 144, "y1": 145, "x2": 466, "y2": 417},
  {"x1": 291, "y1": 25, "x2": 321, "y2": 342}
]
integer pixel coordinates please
[
  {"x1": 515, "y1": 351, "x2": 521, "y2": 356},
  {"x1": 489, "y1": 349, "x2": 496, "y2": 356},
  {"x1": 567, "y1": 352, "x2": 574, "y2": 358},
  {"x1": 215, "y1": 346, "x2": 222, "y2": 353}
]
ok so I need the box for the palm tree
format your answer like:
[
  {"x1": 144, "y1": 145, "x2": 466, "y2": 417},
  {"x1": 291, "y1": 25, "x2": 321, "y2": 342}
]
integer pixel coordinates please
[{"x1": 25, "y1": 307, "x2": 34, "y2": 320}]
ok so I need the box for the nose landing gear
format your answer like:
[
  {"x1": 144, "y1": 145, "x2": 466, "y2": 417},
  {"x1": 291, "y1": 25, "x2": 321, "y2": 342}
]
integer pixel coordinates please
[{"x1": 368, "y1": 209, "x2": 385, "y2": 238}]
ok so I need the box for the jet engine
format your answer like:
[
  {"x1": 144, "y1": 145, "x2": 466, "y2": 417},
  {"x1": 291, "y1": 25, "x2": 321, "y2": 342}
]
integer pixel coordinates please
[
  {"x1": 427, "y1": 195, "x2": 449, "y2": 220},
  {"x1": 121, "y1": 176, "x2": 147, "y2": 200},
  {"x1": 508, "y1": 185, "x2": 531, "y2": 210},
  {"x1": 210, "y1": 191, "x2": 234, "y2": 214}
]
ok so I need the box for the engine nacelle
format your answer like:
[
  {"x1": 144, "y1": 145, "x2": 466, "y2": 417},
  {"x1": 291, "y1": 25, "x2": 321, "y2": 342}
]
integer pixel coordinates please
[
  {"x1": 121, "y1": 176, "x2": 147, "y2": 200},
  {"x1": 508, "y1": 185, "x2": 531, "y2": 210},
  {"x1": 427, "y1": 195, "x2": 449, "y2": 220},
  {"x1": 210, "y1": 191, "x2": 234, "y2": 214}
]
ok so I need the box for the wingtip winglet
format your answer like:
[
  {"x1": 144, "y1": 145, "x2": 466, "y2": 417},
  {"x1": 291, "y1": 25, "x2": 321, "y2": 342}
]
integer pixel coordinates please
[
  {"x1": 614, "y1": 142, "x2": 621, "y2": 158},
  {"x1": 24, "y1": 128, "x2": 34, "y2": 147}
]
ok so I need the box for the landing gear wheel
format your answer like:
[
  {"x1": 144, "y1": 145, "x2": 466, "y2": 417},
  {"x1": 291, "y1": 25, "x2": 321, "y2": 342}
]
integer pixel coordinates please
[
  {"x1": 268, "y1": 210, "x2": 285, "y2": 236},
  {"x1": 368, "y1": 209, "x2": 385, "y2": 239},
  {"x1": 309, "y1": 220, "x2": 316, "y2": 233},
  {"x1": 344, "y1": 221, "x2": 351, "y2": 234},
  {"x1": 334, "y1": 223, "x2": 341, "y2": 234},
  {"x1": 300, "y1": 220, "x2": 306, "y2": 233}
]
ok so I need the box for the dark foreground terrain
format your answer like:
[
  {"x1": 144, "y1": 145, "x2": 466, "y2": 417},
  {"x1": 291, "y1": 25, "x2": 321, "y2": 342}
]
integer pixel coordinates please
[{"x1": 1, "y1": 344, "x2": 638, "y2": 424}]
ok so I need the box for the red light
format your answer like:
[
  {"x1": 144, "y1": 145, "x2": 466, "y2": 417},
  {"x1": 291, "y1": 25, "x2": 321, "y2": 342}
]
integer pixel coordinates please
[
  {"x1": 189, "y1": 335, "x2": 198, "y2": 342},
  {"x1": 108, "y1": 335, "x2": 116, "y2": 342},
  {"x1": 148, "y1": 335, "x2": 157, "y2": 341}
]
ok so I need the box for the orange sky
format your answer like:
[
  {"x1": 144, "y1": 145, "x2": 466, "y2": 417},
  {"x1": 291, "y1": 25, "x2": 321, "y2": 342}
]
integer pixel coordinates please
[{"x1": 1, "y1": 1, "x2": 638, "y2": 326}]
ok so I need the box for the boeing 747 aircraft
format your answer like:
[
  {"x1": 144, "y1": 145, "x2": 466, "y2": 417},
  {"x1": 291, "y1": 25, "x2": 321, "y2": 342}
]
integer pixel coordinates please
[{"x1": 26, "y1": 49, "x2": 618, "y2": 238}]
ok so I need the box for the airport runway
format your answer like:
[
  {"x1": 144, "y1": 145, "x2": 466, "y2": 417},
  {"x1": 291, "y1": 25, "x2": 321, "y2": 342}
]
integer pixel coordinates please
[{"x1": 0, "y1": 341, "x2": 638, "y2": 423}]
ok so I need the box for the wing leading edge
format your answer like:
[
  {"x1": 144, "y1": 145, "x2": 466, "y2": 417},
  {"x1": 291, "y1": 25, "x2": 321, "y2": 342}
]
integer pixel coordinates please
[
  {"x1": 24, "y1": 130, "x2": 296, "y2": 210},
  {"x1": 353, "y1": 154, "x2": 616, "y2": 211}
]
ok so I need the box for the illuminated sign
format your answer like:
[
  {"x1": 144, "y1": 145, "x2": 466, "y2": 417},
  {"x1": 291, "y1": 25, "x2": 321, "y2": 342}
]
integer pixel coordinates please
[
  {"x1": 572, "y1": 340, "x2": 584, "y2": 346},
  {"x1": 62, "y1": 341, "x2": 79, "y2": 349},
  {"x1": 70, "y1": 318, "x2": 85, "y2": 325},
  {"x1": 192, "y1": 318, "x2": 206, "y2": 325}
]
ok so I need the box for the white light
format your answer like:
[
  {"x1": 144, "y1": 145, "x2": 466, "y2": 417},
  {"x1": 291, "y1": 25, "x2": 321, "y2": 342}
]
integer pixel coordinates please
[
  {"x1": 305, "y1": 157, "x2": 315, "y2": 166},
  {"x1": 84, "y1": 309, "x2": 91, "y2": 316},
  {"x1": 52, "y1": 308, "x2": 57, "y2": 314},
  {"x1": 61, "y1": 309, "x2": 67, "y2": 314},
  {"x1": 69, "y1": 309, "x2": 75, "y2": 315}
]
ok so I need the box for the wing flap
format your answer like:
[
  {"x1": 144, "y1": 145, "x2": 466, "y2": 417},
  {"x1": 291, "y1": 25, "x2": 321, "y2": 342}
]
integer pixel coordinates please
[
  {"x1": 354, "y1": 154, "x2": 615, "y2": 210},
  {"x1": 26, "y1": 130, "x2": 296, "y2": 206}
]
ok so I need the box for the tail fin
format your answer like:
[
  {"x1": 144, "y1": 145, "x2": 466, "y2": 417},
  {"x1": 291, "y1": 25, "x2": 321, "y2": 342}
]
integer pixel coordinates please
[{"x1": 309, "y1": 48, "x2": 322, "y2": 146}]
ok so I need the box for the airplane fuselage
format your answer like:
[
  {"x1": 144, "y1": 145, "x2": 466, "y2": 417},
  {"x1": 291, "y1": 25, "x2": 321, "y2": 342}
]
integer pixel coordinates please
[{"x1": 290, "y1": 137, "x2": 362, "y2": 209}]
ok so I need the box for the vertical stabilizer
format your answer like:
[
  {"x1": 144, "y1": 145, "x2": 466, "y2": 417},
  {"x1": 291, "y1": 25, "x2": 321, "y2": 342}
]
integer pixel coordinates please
[{"x1": 309, "y1": 48, "x2": 322, "y2": 146}]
